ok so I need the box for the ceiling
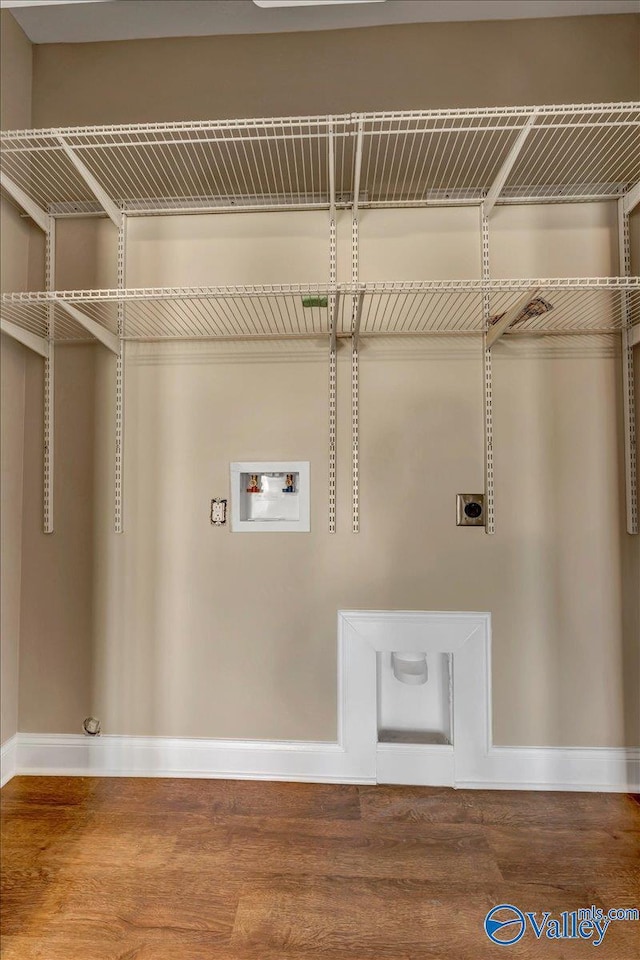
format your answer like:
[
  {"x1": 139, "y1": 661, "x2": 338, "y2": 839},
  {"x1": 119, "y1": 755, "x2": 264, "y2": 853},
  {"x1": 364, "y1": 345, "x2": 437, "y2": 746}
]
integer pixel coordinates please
[{"x1": 3, "y1": 0, "x2": 639, "y2": 44}]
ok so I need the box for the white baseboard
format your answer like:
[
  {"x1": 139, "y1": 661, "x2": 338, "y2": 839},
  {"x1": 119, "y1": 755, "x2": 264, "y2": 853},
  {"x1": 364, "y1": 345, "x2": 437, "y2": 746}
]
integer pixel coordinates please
[
  {"x1": 14, "y1": 733, "x2": 373, "y2": 785},
  {"x1": 1, "y1": 735, "x2": 17, "y2": 788},
  {"x1": 8, "y1": 734, "x2": 639, "y2": 793},
  {"x1": 459, "y1": 745, "x2": 640, "y2": 793},
  {"x1": 376, "y1": 742, "x2": 455, "y2": 787},
  {"x1": 375, "y1": 741, "x2": 639, "y2": 792},
  {"x1": 4, "y1": 614, "x2": 638, "y2": 794}
]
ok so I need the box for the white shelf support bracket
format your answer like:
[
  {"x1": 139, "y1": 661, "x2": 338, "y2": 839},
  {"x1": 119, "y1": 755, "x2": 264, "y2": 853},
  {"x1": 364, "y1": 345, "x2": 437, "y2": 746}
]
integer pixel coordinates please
[
  {"x1": 0, "y1": 320, "x2": 48, "y2": 358},
  {"x1": 351, "y1": 334, "x2": 360, "y2": 535},
  {"x1": 328, "y1": 121, "x2": 337, "y2": 534},
  {"x1": 351, "y1": 119, "x2": 364, "y2": 534},
  {"x1": 352, "y1": 290, "x2": 364, "y2": 351},
  {"x1": 622, "y1": 181, "x2": 640, "y2": 216},
  {"x1": 328, "y1": 340, "x2": 337, "y2": 535},
  {"x1": 55, "y1": 298, "x2": 120, "y2": 355},
  {"x1": 328, "y1": 288, "x2": 340, "y2": 536},
  {"x1": 481, "y1": 206, "x2": 495, "y2": 535},
  {"x1": 352, "y1": 118, "x2": 364, "y2": 283},
  {"x1": 330, "y1": 291, "x2": 340, "y2": 354},
  {"x1": 57, "y1": 136, "x2": 123, "y2": 229},
  {"x1": 0, "y1": 171, "x2": 50, "y2": 233},
  {"x1": 328, "y1": 118, "x2": 336, "y2": 226},
  {"x1": 115, "y1": 216, "x2": 127, "y2": 534},
  {"x1": 618, "y1": 198, "x2": 638, "y2": 535},
  {"x1": 44, "y1": 216, "x2": 56, "y2": 533},
  {"x1": 486, "y1": 287, "x2": 541, "y2": 349},
  {"x1": 350, "y1": 292, "x2": 364, "y2": 536},
  {"x1": 483, "y1": 111, "x2": 537, "y2": 218},
  {"x1": 328, "y1": 339, "x2": 337, "y2": 535}
]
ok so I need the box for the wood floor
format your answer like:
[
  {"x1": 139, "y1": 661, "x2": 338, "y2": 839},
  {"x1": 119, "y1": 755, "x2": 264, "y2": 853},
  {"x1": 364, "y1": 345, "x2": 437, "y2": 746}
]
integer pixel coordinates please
[{"x1": 1, "y1": 777, "x2": 639, "y2": 959}]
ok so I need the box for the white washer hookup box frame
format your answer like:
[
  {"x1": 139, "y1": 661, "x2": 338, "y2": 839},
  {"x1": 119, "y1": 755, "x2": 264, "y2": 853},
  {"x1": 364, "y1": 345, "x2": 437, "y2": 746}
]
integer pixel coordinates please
[{"x1": 230, "y1": 461, "x2": 310, "y2": 532}]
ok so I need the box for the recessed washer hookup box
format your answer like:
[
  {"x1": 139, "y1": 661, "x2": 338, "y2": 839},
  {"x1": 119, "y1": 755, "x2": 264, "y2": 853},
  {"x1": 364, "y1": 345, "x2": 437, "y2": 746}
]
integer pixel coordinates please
[{"x1": 230, "y1": 461, "x2": 310, "y2": 532}]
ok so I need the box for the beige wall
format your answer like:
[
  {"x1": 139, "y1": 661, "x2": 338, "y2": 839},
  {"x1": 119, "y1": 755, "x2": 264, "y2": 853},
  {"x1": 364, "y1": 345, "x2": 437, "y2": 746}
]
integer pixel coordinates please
[
  {"x1": 1, "y1": 10, "x2": 31, "y2": 131},
  {"x1": 1, "y1": 337, "x2": 26, "y2": 745},
  {"x1": 1, "y1": 10, "x2": 32, "y2": 745},
  {"x1": 17, "y1": 204, "x2": 640, "y2": 747},
  {"x1": 8, "y1": 12, "x2": 640, "y2": 748},
  {"x1": 31, "y1": 14, "x2": 639, "y2": 127},
  {"x1": 17, "y1": 334, "x2": 635, "y2": 746},
  {"x1": 19, "y1": 345, "x2": 96, "y2": 734}
]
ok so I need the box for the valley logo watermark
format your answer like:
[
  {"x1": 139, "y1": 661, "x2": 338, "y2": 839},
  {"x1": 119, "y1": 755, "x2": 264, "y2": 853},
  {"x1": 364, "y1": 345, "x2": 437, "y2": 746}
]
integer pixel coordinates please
[{"x1": 484, "y1": 903, "x2": 639, "y2": 947}]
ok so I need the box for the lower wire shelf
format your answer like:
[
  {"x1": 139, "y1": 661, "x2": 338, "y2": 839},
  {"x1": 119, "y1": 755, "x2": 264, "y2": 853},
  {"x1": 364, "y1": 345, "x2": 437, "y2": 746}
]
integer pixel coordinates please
[{"x1": 1, "y1": 278, "x2": 638, "y2": 347}]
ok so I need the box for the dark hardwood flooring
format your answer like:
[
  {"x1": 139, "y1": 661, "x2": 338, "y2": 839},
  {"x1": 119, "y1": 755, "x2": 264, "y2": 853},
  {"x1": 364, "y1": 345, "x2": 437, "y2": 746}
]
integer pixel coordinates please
[{"x1": 1, "y1": 776, "x2": 639, "y2": 958}]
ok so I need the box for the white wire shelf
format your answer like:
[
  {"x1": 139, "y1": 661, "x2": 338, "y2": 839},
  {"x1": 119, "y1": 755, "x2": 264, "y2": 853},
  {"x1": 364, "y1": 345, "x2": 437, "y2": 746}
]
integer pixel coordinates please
[
  {"x1": 1, "y1": 116, "x2": 352, "y2": 216},
  {"x1": 2, "y1": 279, "x2": 638, "y2": 344},
  {"x1": 357, "y1": 104, "x2": 640, "y2": 205},
  {"x1": 1, "y1": 103, "x2": 638, "y2": 216},
  {"x1": 354, "y1": 279, "x2": 640, "y2": 337}
]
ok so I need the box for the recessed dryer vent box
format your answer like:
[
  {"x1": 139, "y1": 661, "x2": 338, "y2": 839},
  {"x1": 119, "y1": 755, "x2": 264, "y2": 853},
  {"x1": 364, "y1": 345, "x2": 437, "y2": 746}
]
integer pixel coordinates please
[{"x1": 230, "y1": 461, "x2": 310, "y2": 532}]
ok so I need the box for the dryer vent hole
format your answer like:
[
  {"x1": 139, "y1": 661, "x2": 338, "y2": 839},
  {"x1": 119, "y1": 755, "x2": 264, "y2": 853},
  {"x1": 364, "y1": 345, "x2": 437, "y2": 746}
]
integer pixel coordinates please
[{"x1": 83, "y1": 717, "x2": 101, "y2": 736}]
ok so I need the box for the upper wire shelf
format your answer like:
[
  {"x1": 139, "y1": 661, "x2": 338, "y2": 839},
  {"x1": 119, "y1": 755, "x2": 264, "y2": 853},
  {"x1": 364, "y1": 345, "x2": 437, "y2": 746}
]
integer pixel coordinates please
[
  {"x1": 1, "y1": 103, "x2": 638, "y2": 215},
  {"x1": 357, "y1": 104, "x2": 640, "y2": 205},
  {"x1": 1, "y1": 115, "x2": 351, "y2": 216},
  {"x1": 2, "y1": 279, "x2": 638, "y2": 343}
]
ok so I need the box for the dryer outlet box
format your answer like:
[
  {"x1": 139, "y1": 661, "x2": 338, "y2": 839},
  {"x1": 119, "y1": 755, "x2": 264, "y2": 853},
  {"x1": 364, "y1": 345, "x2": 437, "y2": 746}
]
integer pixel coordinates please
[{"x1": 456, "y1": 493, "x2": 485, "y2": 527}]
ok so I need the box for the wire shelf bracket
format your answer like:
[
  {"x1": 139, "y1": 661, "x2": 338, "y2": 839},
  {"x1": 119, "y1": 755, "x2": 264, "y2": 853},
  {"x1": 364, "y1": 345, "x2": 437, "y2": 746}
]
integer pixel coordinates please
[
  {"x1": 622, "y1": 181, "x2": 640, "y2": 215},
  {"x1": 0, "y1": 319, "x2": 48, "y2": 357},
  {"x1": 0, "y1": 170, "x2": 49, "y2": 232},
  {"x1": 483, "y1": 111, "x2": 537, "y2": 217},
  {"x1": 486, "y1": 287, "x2": 541, "y2": 348},
  {"x1": 54, "y1": 297, "x2": 120, "y2": 354},
  {"x1": 352, "y1": 291, "x2": 364, "y2": 350},
  {"x1": 56, "y1": 137, "x2": 123, "y2": 229}
]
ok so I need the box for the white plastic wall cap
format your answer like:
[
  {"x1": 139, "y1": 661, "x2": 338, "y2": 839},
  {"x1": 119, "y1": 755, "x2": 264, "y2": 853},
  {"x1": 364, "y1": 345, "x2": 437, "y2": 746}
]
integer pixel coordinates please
[{"x1": 392, "y1": 651, "x2": 428, "y2": 685}]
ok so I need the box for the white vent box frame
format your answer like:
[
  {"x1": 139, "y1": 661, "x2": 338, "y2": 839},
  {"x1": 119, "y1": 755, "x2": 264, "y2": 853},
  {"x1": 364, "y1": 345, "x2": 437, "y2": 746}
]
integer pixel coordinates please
[{"x1": 230, "y1": 461, "x2": 310, "y2": 533}]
